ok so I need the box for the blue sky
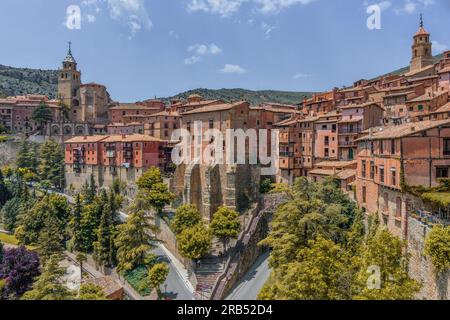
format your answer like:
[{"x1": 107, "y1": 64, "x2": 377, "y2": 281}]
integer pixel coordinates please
[{"x1": 0, "y1": 0, "x2": 449, "y2": 102}]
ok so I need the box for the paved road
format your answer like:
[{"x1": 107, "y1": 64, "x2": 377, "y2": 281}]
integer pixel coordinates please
[
  {"x1": 226, "y1": 252, "x2": 271, "y2": 300},
  {"x1": 153, "y1": 247, "x2": 194, "y2": 300}
]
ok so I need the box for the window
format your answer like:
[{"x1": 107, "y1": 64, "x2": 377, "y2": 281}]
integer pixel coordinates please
[
  {"x1": 324, "y1": 148, "x2": 329, "y2": 157},
  {"x1": 362, "y1": 186, "x2": 367, "y2": 203},
  {"x1": 380, "y1": 166, "x2": 385, "y2": 183},
  {"x1": 324, "y1": 136, "x2": 329, "y2": 146},
  {"x1": 322, "y1": 124, "x2": 327, "y2": 130},
  {"x1": 332, "y1": 124, "x2": 336, "y2": 132},
  {"x1": 391, "y1": 140, "x2": 395, "y2": 154},
  {"x1": 418, "y1": 104, "x2": 424, "y2": 111},
  {"x1": 361, "y1": 160, "x2": 367, "y2": 178},
  {"x1": 444, "y1": 139, "x2": 450, "y2": 156},
  {"x1": 396, "y1": 197, "x2": 402, "y2": 218},
  {"x1": 209, "y1": 119, "x2": 214, "y2": 129},
  {"x1": 391, "y1": 168, "x2": 397, "y2": 186},
  {"x1": 380, "y1": 140, "x2": 384, "y2": 154},
  {"x1": 437, "y1": 167, "x2": 449, "y2": 178},
  {"x1": 383, "y1": 193, "x2": 389, "y2": 212},
  {"x1": 370, "y1": 161, "x2": 375, "y2": 179}
]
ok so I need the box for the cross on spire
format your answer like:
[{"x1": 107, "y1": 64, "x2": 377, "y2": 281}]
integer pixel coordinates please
[
  {"x1": 68, "y1": 41, "x2": 72, "y2": 54},
  {"x1": 420, "y1": 13, "x2": 424, "y2": 28}
]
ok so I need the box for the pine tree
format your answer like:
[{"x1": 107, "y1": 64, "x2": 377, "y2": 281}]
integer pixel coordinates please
[
  {"x1": 16, "y1": 140, "x2": 39, "y2": 173},
  {"x1": 0, "y1": 169, "x2": 11, "y2": 206},
  {"x1": 94, "y1": 191, "x2": 114, "y2": 268},
  {"x1": 38, "y1": 139, "x2": 65, "y2": 190},
  {"x1": 22, "y1": 254, "x2": 74, "y2": 300},
  {"x1": 70, "y1": 194, "x2": 83, "y2": 252},
  {"x1": 115, "y1": 210, "x2": 158, "y2": 274},
  {"x1": 38, "y1": 214, "x2": 64, "y2": 264}
]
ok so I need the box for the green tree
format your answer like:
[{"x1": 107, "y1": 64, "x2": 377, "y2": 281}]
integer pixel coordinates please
[
  {"x1": 22, "y1": 254, "x2": 74, "y2": 300},
  {"x1": 177, "y1": 224, "x2": 212, "y2": 260},
  {"x1": 210, "y1": 207, "x2": 241, "y2": 253},
  {"x1": 70, "y1": 194, "x2": 83, "y2": 252},
  {"x1": 94, "y1": 191, "x2": 115, "y2": 268},
  {"x1": 15, "y1": 194, "x2": 70, "y2": 246},
  {"x1": 136, "y1": 167, "x2": 174, "y2": 213},
  {"x1": 353, "y1": 228, "x2": 421, "y2": 300},
  {"x1": 259, "y1": 177, "x2": 352, "y2": 269},
  {"x1": 16, "y1": 140, "x2": 39, "y2": 173},
  {"x1": 37, "y1": 214, "x2": 65, "y2": 264},
  {"x1": 77, "y1": 283, "x2": 107, "y2": 300},
  {"x1": 31, "y1": 100, "x2": 53, "y2": 133},
  {"x1": 76, "y1": 252, "x2": 87, "y2": 282},
  {"x1": 115, "y1": 210, "x2": 158, "y2": 274},
  {"x1": 258, "y1": 236, "x2": 354, "y2": 300},
  {"x1": 143, "y1": 263, "x2": 169, "y2": 299},
  {"x1": 136, "y1": 167, "x2": 164, "y2": 190},
  {"x1": 38, "y1": 139, "x2": 65, "y2": 190},
  {"x1": 171, "y1": 204, "x2": 202, "y2": 235},
  {"x1": 0, "y1": 169, "x2": 11, "y2": 206},
  {"x1": 424, "y1": 225, "x2": 450, "y2": 273}
]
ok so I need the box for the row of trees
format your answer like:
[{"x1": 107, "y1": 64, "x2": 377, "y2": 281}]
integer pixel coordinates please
[
  {"x1": 258, "y1": 177, "x2": 421, "y2": 300},
  {"x1": 15, "y1": 138, "x2": 65, "y2": 190}
]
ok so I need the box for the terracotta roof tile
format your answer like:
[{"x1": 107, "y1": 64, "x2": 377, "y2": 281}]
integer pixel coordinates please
[{"x1": 356, "y1": 119, "x2": 450, "y2": 141}]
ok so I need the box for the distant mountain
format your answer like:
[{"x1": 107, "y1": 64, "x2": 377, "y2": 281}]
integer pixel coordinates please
[
  {"x1": 162, "y1": 88, "x2": 313, "y2": 106},
  {"x1": 0, "y1": 65, "x2": 58, "y2": 98},
  {"x1": 0, "y1": 52, "x2": 445, "y2": 103}
]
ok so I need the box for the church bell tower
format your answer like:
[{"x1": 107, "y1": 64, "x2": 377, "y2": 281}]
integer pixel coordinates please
[
  {"x1": 57, "y1": 42, "x2": 81, "y2": 111},
  {"x1": 410, "y1": 14, "x2": 434, "y2": 73}
]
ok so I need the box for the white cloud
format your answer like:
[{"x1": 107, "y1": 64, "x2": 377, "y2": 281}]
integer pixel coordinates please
[
  {"x1": 188, "y1": 43, "x2": 222, "y2": 55},
  {"x1": 261, "y1": 22, "x2": 277, "y2": 39},
  {"x1": 184, "y1": 43, "x2": 222, "y2": 65},
  {"x1": 432, "y1": 40, "x2": 448, "y2": 53},
  {"x1": 80, "y1": 0, "x2": 152, "y2": 38},
  {"x1": 186, "y1": 0, "x2": 316, "y2": 16},
  {"x1": 187, "y1": 0, "x2": 247, "y2": 17},
  {"x1": 293, "y1": 72, "x2": 312, "y2": 79},
  {"x1": 84, "y1": 14, "x2": 97, "y2": 23},
  {"x1": 363, "y1": 0, "x2": 392, "y2": 11},
  {"x1": 169, "y1": 30, "x2": 180, "y2": 39},
  {"x1": 184, "y1": 56, "x2": 201, "y2": 65},
  {"x1": 254, "y1": 0, "x2": 316, "y2": 14},
  {"x1": 220, "y1": 64, "x2": 247, "y2": 74},
  {"x1": 394, "y1": 0, "x2": 435, "y2": 15},
  {"x1": 107, "y1": 0, "x2": 152, "y2": 38}
]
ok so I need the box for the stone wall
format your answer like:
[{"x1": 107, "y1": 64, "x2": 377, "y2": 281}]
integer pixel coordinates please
[
  {"x1": 0, "y1": 137, "x2": 19, "y2": 167},
  {"x1": 407, "y1": 216, "x2": 450, "y2": 300},
  {"x1": 173, "y1": 163, "x2": 261, "y2": 221}
]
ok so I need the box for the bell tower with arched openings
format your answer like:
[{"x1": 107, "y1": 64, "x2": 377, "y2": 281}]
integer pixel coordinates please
[
  {"x1": 410, "y1": 14, "x2": 434, "y2": 73},
  {"x1": 58, "y1": 41, "x2": 81, "y2": 113}
]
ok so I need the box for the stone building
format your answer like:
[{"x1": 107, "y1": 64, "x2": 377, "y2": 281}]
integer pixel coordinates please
[
  {"x1": 409, "y1": 15, "x2": 434, "y2": 76},
  {"x1": 171, "y1": 101, "x2": 266, "y2": 220},
  {"x1": 57, "y1": 43, "x2": 111, "y2": 126},
  {"x1": 64, "y1": 134, "x2": 168, "y2": 190}
]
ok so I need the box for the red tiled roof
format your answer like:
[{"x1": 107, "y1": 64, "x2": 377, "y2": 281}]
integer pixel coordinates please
[
  {"x1": 356, "y1": 119, "x2": 450, "y2": 141},
  {"x1": 181, "y1": 101, "x2": 248, "y2": 115}
]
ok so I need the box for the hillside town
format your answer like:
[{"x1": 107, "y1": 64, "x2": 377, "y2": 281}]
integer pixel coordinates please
[{"x1": 0, "y1": 16, "x2": 449, "y2": 301}]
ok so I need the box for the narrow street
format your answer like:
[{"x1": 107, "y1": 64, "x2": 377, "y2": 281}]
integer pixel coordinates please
[{"x1": 226, "y1": 252, "x2": 271, "y2": 300}]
